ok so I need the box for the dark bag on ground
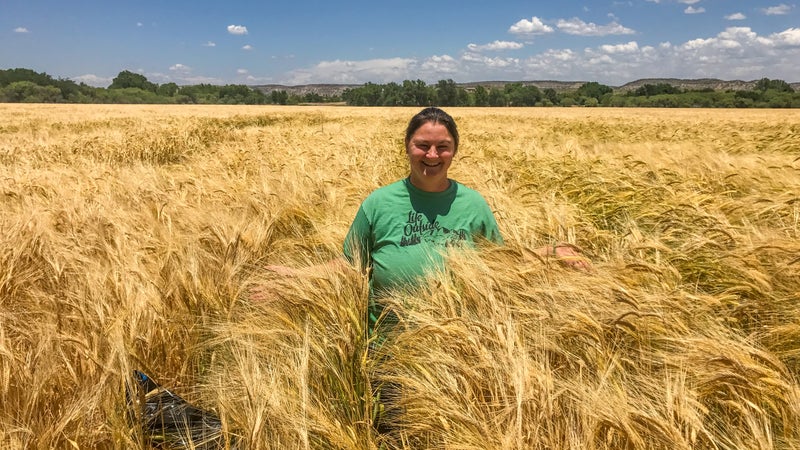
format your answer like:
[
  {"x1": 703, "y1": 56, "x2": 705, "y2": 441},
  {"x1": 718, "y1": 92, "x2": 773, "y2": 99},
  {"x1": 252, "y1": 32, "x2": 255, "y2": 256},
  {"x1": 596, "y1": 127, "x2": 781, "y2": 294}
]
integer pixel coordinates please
[{"x1": 127, "y1": 370, "x2": 229, "y2": 449}]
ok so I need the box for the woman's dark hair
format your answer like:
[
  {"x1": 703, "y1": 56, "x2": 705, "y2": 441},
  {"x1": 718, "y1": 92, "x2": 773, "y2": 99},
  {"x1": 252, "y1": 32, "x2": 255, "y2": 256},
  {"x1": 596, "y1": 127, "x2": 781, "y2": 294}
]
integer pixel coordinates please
[{"x1": 404, "y1": 107, "x2": 459, "y2": 153}]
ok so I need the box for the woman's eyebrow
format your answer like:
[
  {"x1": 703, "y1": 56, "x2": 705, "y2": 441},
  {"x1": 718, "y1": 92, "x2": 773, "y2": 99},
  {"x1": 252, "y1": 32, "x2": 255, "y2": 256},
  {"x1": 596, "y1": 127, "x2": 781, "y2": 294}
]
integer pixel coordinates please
[{"x1": 413, "y1": 138, "x2": 453, "y2": 144}]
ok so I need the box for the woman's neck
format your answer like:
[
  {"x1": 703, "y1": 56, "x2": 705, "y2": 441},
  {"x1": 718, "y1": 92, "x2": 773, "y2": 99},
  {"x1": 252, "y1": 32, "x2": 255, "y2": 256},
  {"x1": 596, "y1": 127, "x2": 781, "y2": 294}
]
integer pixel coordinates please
[{"x1": 408, "y1": 175, "x2": 450, "y2": 192}]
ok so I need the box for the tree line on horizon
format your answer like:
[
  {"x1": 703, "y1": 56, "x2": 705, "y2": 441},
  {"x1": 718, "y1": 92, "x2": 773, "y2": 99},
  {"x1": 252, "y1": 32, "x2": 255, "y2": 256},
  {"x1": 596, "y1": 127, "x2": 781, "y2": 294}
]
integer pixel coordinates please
[{"x1": 1, "y1": 67, "x2": 798, "y2": 108}]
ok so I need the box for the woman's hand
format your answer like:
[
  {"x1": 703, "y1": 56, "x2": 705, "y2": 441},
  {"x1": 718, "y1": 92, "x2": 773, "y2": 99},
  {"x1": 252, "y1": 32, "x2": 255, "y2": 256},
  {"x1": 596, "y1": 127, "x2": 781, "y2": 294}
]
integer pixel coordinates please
[
  {"x1": 551, "y1": 243, "x2": 592, "y2": 271},
  {"x1": 534, "y1": 243, "x2": 592, "y2": 272},
  {"x1": 247, "y1": 265, "x2": 296, "y2": 304},
  {"x1": 264, "y1": 264, "x2": 301, "y2": 277},
  {"x1": 249, "y1": 259, "x2": 351, "y2": 303},
  {"x1": 247, "y1": 283, "x2": 278, "y2": 303}
]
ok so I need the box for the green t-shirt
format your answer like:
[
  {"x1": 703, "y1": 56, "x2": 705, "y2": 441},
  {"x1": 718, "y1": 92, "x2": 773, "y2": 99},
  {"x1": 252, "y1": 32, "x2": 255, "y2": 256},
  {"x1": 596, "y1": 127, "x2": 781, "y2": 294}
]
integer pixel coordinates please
[{"x1": 343, "y1": 178, "x2": 503, "y2": 328}]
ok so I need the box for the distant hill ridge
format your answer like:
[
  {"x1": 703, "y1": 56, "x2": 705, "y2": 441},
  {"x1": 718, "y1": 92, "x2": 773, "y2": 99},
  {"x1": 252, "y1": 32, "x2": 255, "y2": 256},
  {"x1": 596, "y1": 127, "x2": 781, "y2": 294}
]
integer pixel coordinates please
[{"x1": 253, "y1": 78, "x2": 800, "y2": 96}]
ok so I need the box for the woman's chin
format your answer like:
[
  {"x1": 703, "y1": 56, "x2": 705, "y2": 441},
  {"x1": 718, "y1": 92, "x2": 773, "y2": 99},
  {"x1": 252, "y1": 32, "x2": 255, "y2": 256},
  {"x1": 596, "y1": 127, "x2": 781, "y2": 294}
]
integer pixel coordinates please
[
  {"x1": 410, "y1": 171, "x2": 449, "y2": 191},
  {"x1": 420, "y1": 163, "x2": 446, "y2": 177}
]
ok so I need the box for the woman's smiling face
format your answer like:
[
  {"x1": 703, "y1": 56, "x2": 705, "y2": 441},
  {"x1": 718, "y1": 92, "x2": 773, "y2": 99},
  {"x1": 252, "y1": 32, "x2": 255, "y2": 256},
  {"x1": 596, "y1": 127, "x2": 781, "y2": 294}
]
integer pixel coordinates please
[{"x1": 406, "y1": 121, "x2": 455, "y2": 192}]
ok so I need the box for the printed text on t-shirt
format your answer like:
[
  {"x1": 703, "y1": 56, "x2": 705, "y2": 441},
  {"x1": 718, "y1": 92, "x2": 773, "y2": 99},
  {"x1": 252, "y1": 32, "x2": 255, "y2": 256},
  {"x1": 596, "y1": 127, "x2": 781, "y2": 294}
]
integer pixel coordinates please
[{"x1": 400, "y1": 210, "x2": 468, "y2": 247}]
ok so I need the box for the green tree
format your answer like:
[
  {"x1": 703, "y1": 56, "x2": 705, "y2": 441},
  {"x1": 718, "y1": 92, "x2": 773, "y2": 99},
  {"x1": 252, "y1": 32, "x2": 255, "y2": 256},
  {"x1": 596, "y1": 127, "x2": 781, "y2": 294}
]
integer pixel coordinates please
[
  {"x1": 576, "y1": 82, "x2": 613, "y2": 101},
  {"x1": 157, "y1": 82, "x2": 179, "y2": 97},
  {"x1": 400, "y1": 79, "x2": 432, "y2": 106},
  {"x1": 96, "y1": 87, "x2": 162, "y2": 103},
  {"x1": 341, "y1": 88, "x2": 362, "y2": 105},
  {"x1": 382, "y1": 82, "x2": 402, "y2": 106},
  {"x1": 0, "y1": 68, "x2": 55, "y2": 87},
  {"x1": 542, "y1": 88, "x2": 559, "y2": 106},
  {"x1": 271, "y1": 90, "x2": 289, "y2": 105},
  {"x1": 178, "y1": 84, "x2": 220, "y2": 103},
  {"x1": 456, "y1": 87, "x2": 470, "y2": 106},
  {"x1": 631, "y1": 83, "x2": 680, "y2": 97},
  {"x1": 735, "y1": 90, "x2": 762, "y2": 102},
  {"x1": 0, "y1": 80, "x2": 61, "y2": 102},
  {"x1": 219, "y1": 84, "x2": 251, "y2": 103},
  {"x1": 109, "y1": 70, "x2": 157, "y2": 92},
  {"x1": 505, "y1": 83, "x2": 541, "y2": 106},
  {"x1": 733, "y1": 97, "x2": 754, "y2": 108},
  {"x1": 342, "y1": 83, "x2": 385, "y2": 106},
  {"x1": 755, "y1": 78, "x2": 794, "y2": 93},
  {"x1": 436, "y1": 79, "x2": 459, "y2": 106},
  {"x1": 488, "y1": 87, "x2": 506, "y2": 106},
  {"x1": 583, "y1": 97, "x2": 599, "y2": 107},
  {"x1": 607, "y1": 95, "x2": 630, "y2": 107},
  {"x1": 362, "y1": 83, "x2": 384, "y2": 106},
  {"x1": 560, "y1": 97, "x2": 576, "y2": 107},
  {"x1": 763, "y1": 90, "x2": 795, "y2": 108},
  {"x1": 0, "y1": 68, "x2": 90, "y2": 101},
  {"x1": 302, "y1": 92, "x2": 324, "y2": 103},
  {"x1": 473, "y1": 85, "x2": 489, "y2": 107},
  {"x1": 683, "y1": 92, "x2": 713, "y2": 108}
]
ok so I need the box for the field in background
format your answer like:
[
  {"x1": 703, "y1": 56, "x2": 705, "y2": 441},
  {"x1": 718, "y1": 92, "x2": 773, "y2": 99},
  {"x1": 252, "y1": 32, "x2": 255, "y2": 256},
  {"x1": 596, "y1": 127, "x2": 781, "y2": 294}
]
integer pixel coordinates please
[{"x1": 1, "y1": 104, "x2": 799, "y2": 449}]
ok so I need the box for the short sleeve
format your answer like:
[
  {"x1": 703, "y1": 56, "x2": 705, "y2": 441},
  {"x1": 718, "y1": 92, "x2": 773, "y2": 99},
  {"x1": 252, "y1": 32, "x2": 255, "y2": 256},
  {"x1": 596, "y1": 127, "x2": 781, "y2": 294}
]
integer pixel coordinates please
[
  {"x1": 343, "y1": 205, "x2": 372, "y2": 271},
  {"x1": 481, "y1": 202, "x2": 503, "y2": 245}
]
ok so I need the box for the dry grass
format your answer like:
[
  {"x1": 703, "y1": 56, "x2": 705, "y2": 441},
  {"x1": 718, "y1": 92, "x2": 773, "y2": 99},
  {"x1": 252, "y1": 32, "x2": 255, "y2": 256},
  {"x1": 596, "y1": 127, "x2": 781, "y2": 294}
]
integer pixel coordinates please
[{"x1": 1, "y1": 104, "x2": 799, "y2": 449}]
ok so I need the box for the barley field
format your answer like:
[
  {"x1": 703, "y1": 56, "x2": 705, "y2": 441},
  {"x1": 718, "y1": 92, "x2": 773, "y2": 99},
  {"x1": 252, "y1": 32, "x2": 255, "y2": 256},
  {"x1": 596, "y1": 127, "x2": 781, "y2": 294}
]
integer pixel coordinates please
[{"x1": 1, "y1": 104, "x2": 799, "y2": 449}]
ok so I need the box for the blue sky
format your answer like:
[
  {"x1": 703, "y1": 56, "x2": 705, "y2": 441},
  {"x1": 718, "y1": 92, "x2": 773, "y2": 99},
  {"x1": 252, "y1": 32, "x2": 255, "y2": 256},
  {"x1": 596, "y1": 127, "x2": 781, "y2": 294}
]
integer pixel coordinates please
[{"x1": 2, "y1": 0, "x2": 798, "y2": 87}]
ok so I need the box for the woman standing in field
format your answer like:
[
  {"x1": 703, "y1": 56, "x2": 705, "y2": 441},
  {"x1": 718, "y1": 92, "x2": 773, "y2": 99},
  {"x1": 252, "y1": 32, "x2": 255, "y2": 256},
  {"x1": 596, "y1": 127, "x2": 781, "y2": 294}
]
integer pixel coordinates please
[
  {"x1": 260, "y1": 107, "x2": 588, "y2": 330},
  {"x1": 343, "y1": 106, "x2": 505, "y2": 331},
  {"x1": 348, "y1": 107, "x2": 588, "y2": 330}
]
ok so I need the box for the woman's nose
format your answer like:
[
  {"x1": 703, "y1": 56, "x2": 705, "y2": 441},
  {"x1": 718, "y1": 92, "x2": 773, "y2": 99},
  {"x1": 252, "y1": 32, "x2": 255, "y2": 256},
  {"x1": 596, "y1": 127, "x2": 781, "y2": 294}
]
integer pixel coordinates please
[{"x1": 425, "y1": 147, "x2": 438, "y2": 157}]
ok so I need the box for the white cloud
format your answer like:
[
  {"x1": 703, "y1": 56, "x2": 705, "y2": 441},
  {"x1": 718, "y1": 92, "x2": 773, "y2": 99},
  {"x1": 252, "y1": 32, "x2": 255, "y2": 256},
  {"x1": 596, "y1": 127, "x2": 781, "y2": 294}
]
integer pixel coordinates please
[
  {"x1": 681, "y1": 27, "x2": 752, "y2": 50},
  {"x1": 136, "y1": 22, "x2": 143, "y2": 27},
  {"x1": 203, "y1": 41, "x2": 216, "y2": 47},
  {"x1": 515, "y1": 25, "x2": 800, "y2": 85},
  {"x1": 242, "y1": 45, "x2": 253, "y2": 50},
  {"x1": 274, "y1": 23, "x2": 800, "y2": 87},
  {"x1": 237, "y1": 68, "x2": 249, "y2": 75},
  {"x1": 462, "y1": 52, "x2": 520, "y2": 68},
  {"x1": 508, "y1": 17, "x2": 554, "y2": 35},
  {"x1": 682, "y1": 27, "x2": 773, "y2": 51},
  {"x1": 169, "y1": 64, "x2": 191, "y2": 73},
  {"x1": 548, "y1": 49, "x2": 577, "y2": 61},
  {"x1": 522, "y1": 50, "x2": 581, "y2": 80},
  {"x1": 227, "y1": 25, "x2": 248, "y2": 35},
  {"x1": 14, "y1": 27, "x2": 29, "y2": 33},
  {"x1": 484, "y1": 57, "x2": 520, "y2": 68},
  {"x1": 556, "y1": 18, "x2": 636, "y2": 36},
  {"x1": 762, "y1": 4, "x2": 793, "y2": 15},
  {"x1": 467, "y1": 40, "x2": 524, "y2": 52},
  {"x1": 420, "y1": 55, "x2": 460, "y2": 74},
  {"x1": 679, "y1": 0, "x2": 701, "y2": 4},
  {"x1": 284, "y1": 57, "x2": 418, "y2": 84},
  {"x1": 600, "y1": 41, "x2": 640, "y2": 54},
  {"x1": 666, "y1": 27, "x2": 800, "y2": 81},
  {"x1": 685, "y1": 6, "x2": 706, "y2": 14},
  {"x1": 771, "y1": 28, "x2": 800, "y2": 46},
  {"x1": 725, "y1": 13, "x2": 746, "y2": 20},
  {"x1": 663, "y1": 27, "x2": 798, "y2": 80}
]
